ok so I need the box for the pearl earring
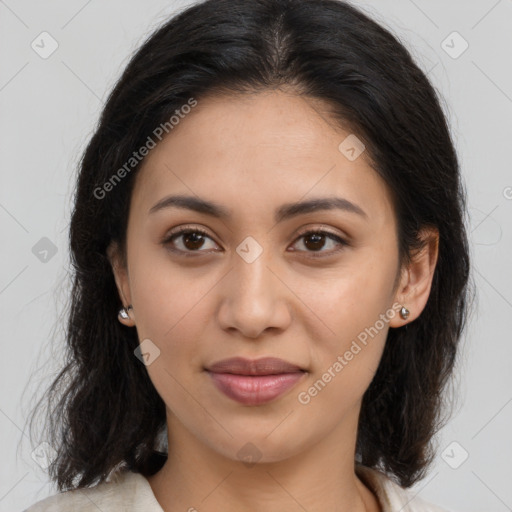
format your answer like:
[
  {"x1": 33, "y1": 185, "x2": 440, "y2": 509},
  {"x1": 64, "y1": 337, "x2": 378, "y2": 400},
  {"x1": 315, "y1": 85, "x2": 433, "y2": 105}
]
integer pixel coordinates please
[
  {"x1": 118, "y1": 305, "x2": 133, "y2": 322},
  {"x1": 399, "y1": 306, "x2": 410, "y2": 320}
]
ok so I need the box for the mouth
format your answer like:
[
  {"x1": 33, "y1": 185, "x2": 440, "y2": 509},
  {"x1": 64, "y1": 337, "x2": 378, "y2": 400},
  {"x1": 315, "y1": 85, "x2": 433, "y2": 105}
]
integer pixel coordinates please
[{"x1": 205, "y1": 357, "x2": 307, "y2": 406}]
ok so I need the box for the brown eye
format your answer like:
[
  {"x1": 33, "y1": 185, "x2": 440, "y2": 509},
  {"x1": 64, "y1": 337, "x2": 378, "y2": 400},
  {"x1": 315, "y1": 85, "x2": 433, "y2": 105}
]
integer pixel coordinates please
[
  {"x1": 303, "y1": 232, "x2": 327, "y2": 251},
  {"x1": 290, "y1": 230, "x2": 348, "y2": 257},
  {"x1": 180, "y1": 231, "x2": 207, "y2": 250},
  {"x1": 162, "y1": 227, "x2": 219, "y2": 256}
]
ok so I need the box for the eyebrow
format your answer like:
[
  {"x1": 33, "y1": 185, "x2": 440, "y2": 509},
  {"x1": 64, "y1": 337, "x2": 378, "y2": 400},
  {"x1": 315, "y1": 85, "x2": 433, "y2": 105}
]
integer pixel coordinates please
[{"x1": 148, "y1": 194, "x2": 367, "y2": 222}]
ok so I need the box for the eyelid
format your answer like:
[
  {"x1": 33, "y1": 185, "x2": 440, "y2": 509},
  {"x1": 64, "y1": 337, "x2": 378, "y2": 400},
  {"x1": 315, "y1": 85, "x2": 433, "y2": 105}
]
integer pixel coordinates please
[
  {"x1": 164, "y1": 223, "x2": 348, "y2": 241},
  {"x1": 293, "y1": 224, "x2": 348, "y2": 240},
  {"x1": 165, "y1": 224, "x2": 213, "y2": 238}
]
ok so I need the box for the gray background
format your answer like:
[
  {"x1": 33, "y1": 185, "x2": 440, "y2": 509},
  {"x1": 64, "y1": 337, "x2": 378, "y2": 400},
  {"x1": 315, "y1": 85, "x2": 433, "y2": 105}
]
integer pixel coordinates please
[{"x1": 1, "y1": 0, "x2": 511, "y2": 511}]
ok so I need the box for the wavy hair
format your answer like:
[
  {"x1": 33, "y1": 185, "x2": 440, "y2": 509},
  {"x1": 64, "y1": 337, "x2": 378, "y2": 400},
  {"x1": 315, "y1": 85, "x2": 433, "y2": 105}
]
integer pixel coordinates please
[{"x1": 26, "y1": 0, "x2": 472, "y2": 491}]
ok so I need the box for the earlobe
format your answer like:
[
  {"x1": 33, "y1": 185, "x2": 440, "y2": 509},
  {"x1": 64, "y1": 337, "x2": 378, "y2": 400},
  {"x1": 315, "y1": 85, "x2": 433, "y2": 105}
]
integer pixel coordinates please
[{"x1": 389, "y1": 227, "x2": 439, "y2": 328}]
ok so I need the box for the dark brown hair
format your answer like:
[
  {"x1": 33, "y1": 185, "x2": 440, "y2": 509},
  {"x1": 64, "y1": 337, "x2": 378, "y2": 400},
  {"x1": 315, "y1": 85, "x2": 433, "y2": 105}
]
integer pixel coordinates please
[{"x1": 26, "y1": 0, "x2": 471, "y2": 491}]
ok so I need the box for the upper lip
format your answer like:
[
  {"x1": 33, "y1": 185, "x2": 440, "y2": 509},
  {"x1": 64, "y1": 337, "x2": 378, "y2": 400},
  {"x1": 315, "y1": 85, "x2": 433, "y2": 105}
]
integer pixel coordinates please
[{"x1": 206, "y1": 357, "x2": 305, "y2": 375}]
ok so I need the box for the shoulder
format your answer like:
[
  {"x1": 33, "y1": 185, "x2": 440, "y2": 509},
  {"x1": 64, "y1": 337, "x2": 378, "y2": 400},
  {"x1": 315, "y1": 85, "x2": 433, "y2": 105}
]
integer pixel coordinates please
[
  {"x1": 355, "y1": 464, "x2": 456, "y2": 512},
  {"x1": 23, "y1": 470, "x2": 163, "y2": 512}
]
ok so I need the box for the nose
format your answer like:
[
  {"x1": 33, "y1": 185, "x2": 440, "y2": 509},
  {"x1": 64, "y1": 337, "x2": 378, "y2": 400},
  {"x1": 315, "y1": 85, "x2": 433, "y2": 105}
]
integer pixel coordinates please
[{"x1": 216, "y1": 249, "x2": 292, "y2": 339}]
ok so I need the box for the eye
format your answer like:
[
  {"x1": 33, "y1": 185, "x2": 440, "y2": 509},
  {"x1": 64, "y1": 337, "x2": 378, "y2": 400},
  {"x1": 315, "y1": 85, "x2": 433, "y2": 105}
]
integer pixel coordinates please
[
  {"x1": 161, "y1": 226, "x2": 220, "y2": 257},
  {"x1": 289, "y1": 229, "x2": 348, "y2": 257},
  {"x1": 161, "y1": 226, "x2": 349, "y2": 258}
]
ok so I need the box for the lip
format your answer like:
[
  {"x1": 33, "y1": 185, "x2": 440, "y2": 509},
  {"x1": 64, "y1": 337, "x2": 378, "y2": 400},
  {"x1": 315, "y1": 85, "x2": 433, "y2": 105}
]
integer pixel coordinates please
[
  {"x1": 205, "y1": 357, "x2": 306, "y2": 406},
  {"x1": 206, "y1": 356, "x2": 305, "y2": 375}
]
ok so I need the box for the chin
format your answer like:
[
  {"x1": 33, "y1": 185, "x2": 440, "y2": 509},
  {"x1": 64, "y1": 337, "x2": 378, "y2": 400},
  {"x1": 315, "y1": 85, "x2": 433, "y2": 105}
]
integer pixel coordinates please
[{"x1": 202, "y1": 425, "x2": 312, "y2": 467}]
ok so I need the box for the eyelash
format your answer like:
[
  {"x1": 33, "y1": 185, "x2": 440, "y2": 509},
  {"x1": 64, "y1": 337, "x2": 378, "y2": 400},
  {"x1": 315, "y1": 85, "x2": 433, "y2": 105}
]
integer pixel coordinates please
[{"x1": 161, "y1": 225, "x2": 349, "y2": 258}]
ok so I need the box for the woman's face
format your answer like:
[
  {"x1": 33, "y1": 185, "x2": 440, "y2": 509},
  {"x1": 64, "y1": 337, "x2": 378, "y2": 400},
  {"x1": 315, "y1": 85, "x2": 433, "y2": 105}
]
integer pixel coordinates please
[{"x1": 110, "y1": 90, "x2": 410, "y2": 464}]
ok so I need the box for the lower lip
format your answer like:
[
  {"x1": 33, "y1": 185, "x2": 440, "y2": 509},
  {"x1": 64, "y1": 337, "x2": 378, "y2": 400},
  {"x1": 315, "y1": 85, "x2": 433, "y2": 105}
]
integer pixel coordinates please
[{"x1": 207, "y1": 371, "x2": 305, "y2": 405}]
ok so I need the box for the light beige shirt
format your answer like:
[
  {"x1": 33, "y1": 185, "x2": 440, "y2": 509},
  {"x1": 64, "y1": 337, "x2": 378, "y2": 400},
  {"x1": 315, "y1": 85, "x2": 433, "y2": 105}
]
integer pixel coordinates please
[{"x1": 24, "y1": 464, "x2": 454, "y2": 511}]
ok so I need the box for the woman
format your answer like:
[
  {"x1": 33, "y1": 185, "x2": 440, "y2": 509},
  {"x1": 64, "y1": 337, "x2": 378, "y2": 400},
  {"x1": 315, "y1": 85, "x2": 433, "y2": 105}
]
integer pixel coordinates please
[{"x1": 25, "y1": 0, "x2": 471, "y2": 510}]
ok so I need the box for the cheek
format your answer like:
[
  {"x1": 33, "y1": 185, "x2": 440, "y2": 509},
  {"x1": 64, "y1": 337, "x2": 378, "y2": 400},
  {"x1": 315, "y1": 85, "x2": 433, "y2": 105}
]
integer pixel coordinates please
[
  {"x1": 127, "y1": 251, "x2": 215, "y2": 410},
  {"x1": 127, "y1": 245, "x2": 217, "y2": 364},
  {"x1": 296, "y1": 250, "x2": 396, "y2": 376},
  {"x1": 294, "y1": 270, "x2": 392, "y2": 415},
  {"x1": 129, "y1": 238, "x2": 195, "y2": 324}
]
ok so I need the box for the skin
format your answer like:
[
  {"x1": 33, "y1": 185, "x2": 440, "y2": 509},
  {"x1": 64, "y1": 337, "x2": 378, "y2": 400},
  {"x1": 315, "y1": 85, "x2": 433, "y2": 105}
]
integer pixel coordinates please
[{"x1": 108, "y1": 89, "x2": 438, "y2": 512}]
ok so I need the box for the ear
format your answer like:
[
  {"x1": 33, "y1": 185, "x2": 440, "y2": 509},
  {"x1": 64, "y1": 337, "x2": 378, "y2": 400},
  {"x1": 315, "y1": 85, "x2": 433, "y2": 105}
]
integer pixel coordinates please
[
  {"x1": 389, "y1": 227, "x2": 439, "y2": 327},
  {"x1": 107, "y1": 240, "x2": 135, "y2": 326}
]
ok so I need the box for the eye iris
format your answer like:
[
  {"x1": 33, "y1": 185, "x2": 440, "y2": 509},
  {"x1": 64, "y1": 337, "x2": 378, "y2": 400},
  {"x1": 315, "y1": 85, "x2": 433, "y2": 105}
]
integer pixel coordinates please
[
  {"x1": 183, "y1": 231, "x2": 205, "y2": 250},
  {"x1": 304, "y1": 233, "x2": 326, "y2": 251}
]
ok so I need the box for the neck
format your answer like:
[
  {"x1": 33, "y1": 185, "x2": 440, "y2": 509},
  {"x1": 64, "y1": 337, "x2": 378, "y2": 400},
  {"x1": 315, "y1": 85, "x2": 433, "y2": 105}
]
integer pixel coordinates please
[{"x1": 147, "y1": 407, "x2": 381, "y2": 512}]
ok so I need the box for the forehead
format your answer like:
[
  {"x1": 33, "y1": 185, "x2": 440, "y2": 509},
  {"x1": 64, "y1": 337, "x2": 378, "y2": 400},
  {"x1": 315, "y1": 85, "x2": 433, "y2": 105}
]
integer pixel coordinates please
[{"x1": 130, "y1": 90, "x2": 394, "y2": 225}]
